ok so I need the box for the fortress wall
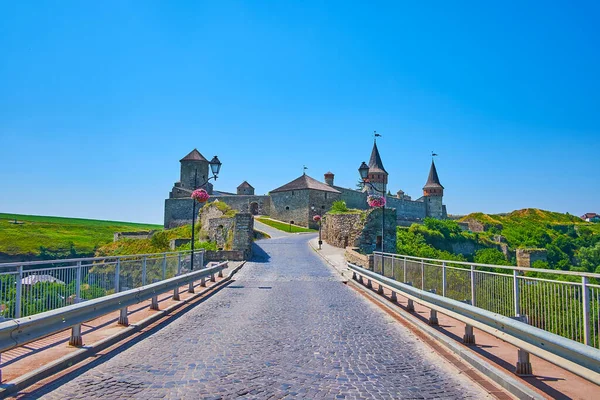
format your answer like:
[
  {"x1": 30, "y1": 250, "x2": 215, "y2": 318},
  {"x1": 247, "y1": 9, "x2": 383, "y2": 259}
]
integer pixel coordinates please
[
  {"x1": 269, "y1": 190, "x2": 311, "y2": 227},
  {"x1": 210, "y1": 195, "x2": 270, "y2": 215},
  {"x1": 386, "y1": 197, "x2": 426, "y2": 221},
  {"x1": 308, "y1": 190, "x2": 341, "y2": 229},
  {"x1": 164, "y1": 198, "x2": 195, "y2": 229},
  {"x1": 336, "y1": 187, "x2": 368, "y2": 210}
]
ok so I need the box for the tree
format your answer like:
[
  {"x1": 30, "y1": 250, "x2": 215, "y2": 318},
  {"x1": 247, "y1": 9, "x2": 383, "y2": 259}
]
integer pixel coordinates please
[{"x1": 578, "y1": 242, "x2": 600, "y2": 273}]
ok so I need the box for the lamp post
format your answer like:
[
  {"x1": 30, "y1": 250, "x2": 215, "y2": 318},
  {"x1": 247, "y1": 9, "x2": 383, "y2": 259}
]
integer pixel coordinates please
[
  {"x1": 190, "y1": 156, "x2": 222, "y2": 270},
  {"x1": 313, "y1": 213, "x2": 322, "y2": 249},
  {"x1": 358, "y1": 161, "x2": 386, "y2": 254}
]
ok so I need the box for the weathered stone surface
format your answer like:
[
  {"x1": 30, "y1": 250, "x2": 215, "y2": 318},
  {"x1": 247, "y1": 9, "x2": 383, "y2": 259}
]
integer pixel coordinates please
[
  {"x1": 516, "y1": 248, "x2": 547, "y2": 268},
  {"x1": 37, "y1": 235, "x2": 486, "y2": 400}
]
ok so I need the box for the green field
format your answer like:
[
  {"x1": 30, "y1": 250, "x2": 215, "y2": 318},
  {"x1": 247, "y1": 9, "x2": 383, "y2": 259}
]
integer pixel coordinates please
[
  {"x1": 256, "y1": 217, "x2": 317, "y2": 233},
  {"x1": 0, "y1": 213, "x2": 162, "y2": 258}
]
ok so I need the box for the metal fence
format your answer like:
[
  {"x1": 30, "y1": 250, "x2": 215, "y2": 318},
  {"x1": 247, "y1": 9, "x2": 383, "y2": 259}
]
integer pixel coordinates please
[
  {"x1": 0, "y1": 250, "x2": 204, "y2": 319},
  {"x1": 373, "y1": 252, "x2": 600, "y2": 349}
]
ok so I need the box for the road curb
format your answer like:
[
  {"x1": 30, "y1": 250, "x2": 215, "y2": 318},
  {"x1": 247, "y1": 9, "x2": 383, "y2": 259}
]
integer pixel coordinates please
[
  {"x1": 348, "y1": 277, "x2": 545, "y2": 400},
  {"x1": 307, "y1": 239, "x2": 349, "y2": 283},
  {"x1": 0, "y1": 262, "x2": 246, "y2": 399}
]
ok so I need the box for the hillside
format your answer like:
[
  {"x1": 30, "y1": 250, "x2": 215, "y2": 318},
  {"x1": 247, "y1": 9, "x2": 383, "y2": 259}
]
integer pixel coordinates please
[
  {"x1": 397, "y1": 209, "x2": 600, "y2": 274},
  {"x1": 0, "y1": 213, "x2": 162, "y2": 261}
]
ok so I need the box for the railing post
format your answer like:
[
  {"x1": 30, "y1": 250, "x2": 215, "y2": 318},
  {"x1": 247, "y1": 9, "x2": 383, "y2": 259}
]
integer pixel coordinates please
[
  {"x1": 463, "y1": 324, "x2": 476, "y2": 344},
  {"x1": 421, "y1": 260, "x2": 424, "y2": 290},
  {"x1": 391, "y1": 256, "x2": 395, "y2": 280},
  {"x1": 142, "y1": 256, "x2": 147, "y2": 286},
  {"x1": 377, "y1": 283, "x2": 384, "y2": 295},
  {"x1": 390, "y1": 290, "x2": 397, "y2": 302},
  {"x1": 429, "y1": 309, "x2": 438, "y2": 326},
  {"x1": 403, "y1": 257, "x2": 407, "y2": 283},
  {"x1": 188, "y1": 278, "x2": 195, "y2": 293},
  {"x1": 442, "y1": 262, "x2": 447, "y2": 298},
  {"x1": 150, "y1": 293, "x2": 160, "y2": 310},
  {"x1": 177, "y1": 253, "x2": 182, "y2": 275},
  {"x1": 15, "y1": 266, "x2": 23, "y2": 318},
  {"x1": 75, "y1": 261, "x2": 82, "y2": 303},
  {"x1": 470, "y1": 265, "x2": 476, "y2": 307},
  {"x1": 513, "y1": 270, "x2": 520, "y2": 316},
  {"x1": 162, "y1": 253, "x2": 167, "y2": 280},
  {"x1": 118, "y1": 307, "x2": 129, "y2": 326},
  {"x1": 69, "y1": 324, "x2": 83, "y2": 347},
  {"x1": 582, "y1": 276, "x2": 590, "y2": 346},
  {"x1": 516, "y1": 349, "x2": 532, "y2": 375},
  {"x1": 406, "y1": 282, "x2": 414, "y2": 312},
  {"x1": 114, "y1": 258, "x2": 121, "y2": 293}
]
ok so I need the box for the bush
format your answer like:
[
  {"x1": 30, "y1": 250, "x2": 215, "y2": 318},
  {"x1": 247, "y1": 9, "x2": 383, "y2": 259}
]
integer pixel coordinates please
[{"x1": 330, "y1": 200, "x2": 349, "y2": 213}]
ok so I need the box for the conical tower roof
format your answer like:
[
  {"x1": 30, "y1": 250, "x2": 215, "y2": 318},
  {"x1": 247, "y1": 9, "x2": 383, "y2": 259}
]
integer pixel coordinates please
[
  {"x1": 368, "y1": 142, "x2": 387, "y2": 174},
  {"x1": 423, "y1": 160, "x2": 444, "y2": 189},
  {"x1": 180, "y1": 149, "x2": 208, "y2": 162}
]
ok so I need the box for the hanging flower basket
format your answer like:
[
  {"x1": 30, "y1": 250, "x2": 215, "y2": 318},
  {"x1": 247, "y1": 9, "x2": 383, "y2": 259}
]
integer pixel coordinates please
[
  {"x1": 191, "y1": 188, "x2": 210, "y2": 203},
  {"x1": 313, "y1": 215, "x2": 322, "y2": 222},
  {"x1": 367, "y1": 195, "x2": 386, "y2": 208}
]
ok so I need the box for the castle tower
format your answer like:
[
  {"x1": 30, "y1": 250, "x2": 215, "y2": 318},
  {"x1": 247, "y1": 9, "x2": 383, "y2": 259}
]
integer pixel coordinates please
[
  {"x1": 324, "y1": 171, "x2": 335, "y2": 186},
  {"x1": 179, "y1": 149, "x2": 212, "y2": 194},
  {"x1": 423, "y1": 160, "x2": 444, "y2": 218},
  {"x1": 237, "y1": 181, "x2": 255, "y2": 195},
  {"x1": 366, "y1": 141, "x2": 388, "y2": 195}
]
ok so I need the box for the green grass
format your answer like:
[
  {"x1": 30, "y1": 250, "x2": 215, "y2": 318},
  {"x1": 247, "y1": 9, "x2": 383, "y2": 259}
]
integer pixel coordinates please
[
  {"x1": 256, "y1": 217, "x2": 317, "y2": 233},
  {"x1": 0, "y1": 213, "x2": 161, "y2": 258}
]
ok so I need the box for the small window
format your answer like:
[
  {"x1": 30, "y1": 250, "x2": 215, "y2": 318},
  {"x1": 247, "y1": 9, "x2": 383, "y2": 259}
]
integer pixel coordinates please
[
  {"x1": 321, "y1": 205, "x2": 325, "y2": 209},
  {"x1": 292, "y1": 191, "x2": 295, "y2": 196},
  {"x1": 325, "y1": 193, "x2": 328, "y2": 199},
  {"x1": 285, "y1": 206, "x2": 290, "y2": 210}
]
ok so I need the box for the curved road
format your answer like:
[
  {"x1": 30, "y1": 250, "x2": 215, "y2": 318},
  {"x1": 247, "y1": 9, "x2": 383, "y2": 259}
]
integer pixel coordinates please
[{"x1": 37, "y1": 234, "x2": 487, "y2": 399}]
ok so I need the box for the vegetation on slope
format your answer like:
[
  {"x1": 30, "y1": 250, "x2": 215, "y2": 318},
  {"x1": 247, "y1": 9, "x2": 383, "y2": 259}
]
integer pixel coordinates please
[
  {"x1": 0, "y1": 213, "x2": 161, "y2": 259},
  {"x1": 396, "y1": 209, "x2": 600, "y2": 274}
]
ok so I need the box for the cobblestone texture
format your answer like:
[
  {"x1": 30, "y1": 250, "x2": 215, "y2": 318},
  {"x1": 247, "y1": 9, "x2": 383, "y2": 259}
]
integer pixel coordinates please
[{"x1": 35, "y1": 235, "x2": 488, "y2": 399}]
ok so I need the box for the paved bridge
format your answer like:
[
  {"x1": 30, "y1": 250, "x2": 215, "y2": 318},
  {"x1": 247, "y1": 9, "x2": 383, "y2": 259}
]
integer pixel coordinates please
[{"x1": 33, "y1": 230, "x2": 486, "y2": 399}]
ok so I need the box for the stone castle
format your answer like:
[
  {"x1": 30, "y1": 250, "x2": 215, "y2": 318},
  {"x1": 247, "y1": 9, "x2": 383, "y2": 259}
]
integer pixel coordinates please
[{"x1": 164, "y1": 143, "x2": 447, "y2": 229}]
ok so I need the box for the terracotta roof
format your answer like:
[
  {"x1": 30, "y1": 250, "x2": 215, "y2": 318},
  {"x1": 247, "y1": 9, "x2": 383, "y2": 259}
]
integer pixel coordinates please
[
  {"x1": 582, "y1": 212, "x2": 598, "y2": 219},
  {"x1": 368, "y1": 142, "x2": 387, "y2": 174},
  {"x1": 180, "y1": 149, "x2": 208, "y2": 162},
  {"x1": 237, "y1": 181, "x2": 254, "y2": 189},
  {"x1": 423, "y1": 160, "x2": 444, "y2": 189},
  {"x1": 270, "y1": 174, "x2": 341, "y2": 194}
]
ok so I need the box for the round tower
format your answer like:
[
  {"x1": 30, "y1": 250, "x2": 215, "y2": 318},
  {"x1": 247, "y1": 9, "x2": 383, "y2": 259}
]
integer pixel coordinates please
[
  {"x1": 423, "y1": 160, "x2": 444, "y2": 218},
  {"x1": 324, "y1": 171, "x2": 335, "y2": 186},
  {"x1": 366, "y1": 141, "x2": 388, "y2": 194},
  {"x1": 179, "y1": 149, "x2": 210, "y2": 193}
]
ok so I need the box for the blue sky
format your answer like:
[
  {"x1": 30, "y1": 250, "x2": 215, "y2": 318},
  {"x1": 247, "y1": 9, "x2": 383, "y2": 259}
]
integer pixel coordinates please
[{"x1": 1, "y1": 1, "x2": 598, "y2": 224}]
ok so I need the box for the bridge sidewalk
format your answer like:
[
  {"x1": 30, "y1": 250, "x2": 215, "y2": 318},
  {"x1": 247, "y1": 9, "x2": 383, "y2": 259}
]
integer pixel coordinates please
[
  {"x1": 309, "y1": 239, "x2": 599, "y2": 400},
  {"x1": 0, "y1": 262, "x2": 242, "y2": 393}
]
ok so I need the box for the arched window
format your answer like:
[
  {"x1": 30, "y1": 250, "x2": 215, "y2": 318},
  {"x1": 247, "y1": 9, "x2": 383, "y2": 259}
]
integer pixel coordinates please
[{"x1": 285, "y1": 206, "x2": 290, "y2": 210}]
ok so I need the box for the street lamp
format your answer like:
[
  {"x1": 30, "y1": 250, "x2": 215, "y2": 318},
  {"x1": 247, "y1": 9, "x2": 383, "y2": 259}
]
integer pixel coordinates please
[
  {"x1": 190, "y1": 155, "x2": 222, "y2": 270},
  {"x1": 312, "y1": 211, "x2": 322, "y2": 250},
  {"x1": 358, "y1": 161, "x2": 386, "y2": 254}
]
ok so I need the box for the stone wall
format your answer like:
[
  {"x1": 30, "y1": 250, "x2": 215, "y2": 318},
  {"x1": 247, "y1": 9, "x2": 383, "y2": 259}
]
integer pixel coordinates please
[
  {"x1": 232, "y1": 213, "x2": 254, "y2": 258},
  {"x1": 308, "y1": 190, "x2": 341, "y2": 229},
  {"x1": 269, "y1": 190, "x2": 316, "y2": 228},
  {"x1": 169, "y1": 238, "x2": 191, "y2": 250},
  {"x1": 345, "y1": 247, "x2": 373, "y2": 270},
  {"x1": 323, "y1": 208, "x2": 397, "y2": 254},
  {"x1": 205, "y1": 250, "x2": 246, "y2": 262},
  {"x1": 114, "y1": 231, "x2": 155, "y2": 242},
  {"x1": 322, "y1": 213, "x2": 364, "y2": 248},
  {"x1": 164, "y1": 198, "x2": 195, "y2": 228},
  {"x1": 336, "y1": 187, "x2": 368, "y2": 210},
  {"x1": 210, "y1": 195, "x2": 270, "y2": 216},
  {"x1": 386, "y1": 197, "x2": 427, "y2": 222},
  {"x1": 516, "y1": 248, "x2": 547, "y2": 268}
]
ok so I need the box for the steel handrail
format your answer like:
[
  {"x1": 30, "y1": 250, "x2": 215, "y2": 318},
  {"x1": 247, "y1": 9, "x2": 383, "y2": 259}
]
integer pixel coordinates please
[
  {"x1": 347, "y1": 262, "x2": 600, "y2": 385},
  {"x1": 375, "y1": 251, "x2": 600, "y2": 279},
  {"x1": 0, "y1": 261, "x2": 227, "y2": 353}
]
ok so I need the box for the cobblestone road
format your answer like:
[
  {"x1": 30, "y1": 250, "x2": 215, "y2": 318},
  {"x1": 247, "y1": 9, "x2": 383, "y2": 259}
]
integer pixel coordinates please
[{"x1": 36, "y1": 234, "x2": 488, "y2": 399}]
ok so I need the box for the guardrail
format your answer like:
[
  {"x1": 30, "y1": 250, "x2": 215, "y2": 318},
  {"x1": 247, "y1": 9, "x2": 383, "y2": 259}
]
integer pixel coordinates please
[
  {"x1": 0, "y1": 260, "x2": 228, "y2": 355},
  {"x1": 347, "y1": 261, "x2": 600, "y2": 385},
  {"x1": 0, "y1": 250, "x2": 204, "y2": 319},
  {"x1": 373, "y1": 252, "x2": 600, "y2": 349}
]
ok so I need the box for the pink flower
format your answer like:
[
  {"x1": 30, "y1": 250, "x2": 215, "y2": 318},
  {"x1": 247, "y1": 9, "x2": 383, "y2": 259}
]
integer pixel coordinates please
[
  {"x1": 313, "y1": 215, "x2": 321, "y2": 222},
  {"x1": 191, "y1": 189, "x2": 210, "y2": 203},
  {"x1": 367, "y1": 195, "x2": 386, "y2": 208}
]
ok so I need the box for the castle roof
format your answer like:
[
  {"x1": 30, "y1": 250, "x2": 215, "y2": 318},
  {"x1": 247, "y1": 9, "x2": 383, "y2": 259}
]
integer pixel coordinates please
[
  {"x1": 423, "y1": 160, "x2": 444, "y2": 190},
  {"x1": 270, "y1": 174, "x2": 341, "y2": 194},
  {"x1": 368, "y1": 142, "x2": 387, "y2": 174},
  {"x1": 180, "y1": 149, "x2": 208, "y2": 162},
  {"x1": 324, "y1": 171, "x2": 334, "y2": 176},
  {"x1": 237, "y1": 181, "x2": 254, "y2": 189}
]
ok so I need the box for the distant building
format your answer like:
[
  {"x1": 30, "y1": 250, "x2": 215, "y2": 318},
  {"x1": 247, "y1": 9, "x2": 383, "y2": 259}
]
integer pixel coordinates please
[
  {"x1": 164, "y1": 143, "x2": 448, "y2": 229},
  {"x1": 581, "y1": 213, "x2": 600, "y2": 222}
]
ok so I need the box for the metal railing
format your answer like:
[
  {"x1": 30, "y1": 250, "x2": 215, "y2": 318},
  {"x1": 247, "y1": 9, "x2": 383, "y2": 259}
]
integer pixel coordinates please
[
  {"x1": 0, "y1": 250, "x2": 205, "y2": 319},
  {"x1": 373, "y1": 252, "x2": 600, "y2": 349},
  {"x1": 347, "y1": 261, "x2": 600, "y2": 385},
  {"x1": 0, "y1": 260, "x2": 227, "y2": 355}
]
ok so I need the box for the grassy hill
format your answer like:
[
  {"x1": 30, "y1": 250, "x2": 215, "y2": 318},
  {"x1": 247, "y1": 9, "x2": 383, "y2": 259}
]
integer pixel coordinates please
[
  {"x1": 397, "y1": 209, "x2": 600, "y2": 274},
  {"x1": 0, "y1": 213, "x2": 162, "y2": 260}
]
